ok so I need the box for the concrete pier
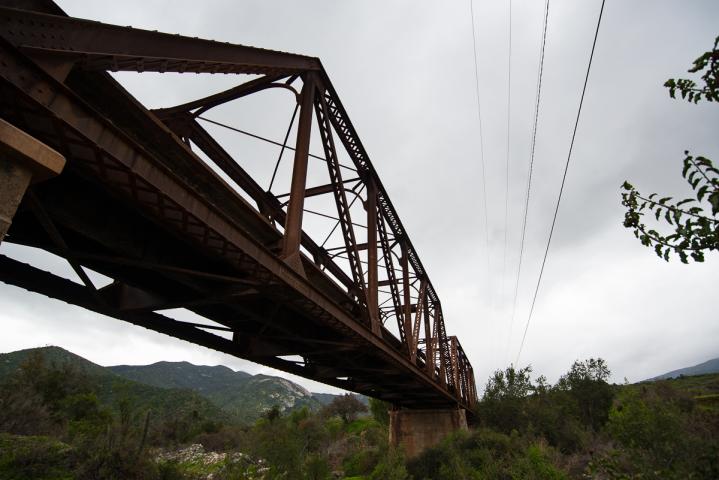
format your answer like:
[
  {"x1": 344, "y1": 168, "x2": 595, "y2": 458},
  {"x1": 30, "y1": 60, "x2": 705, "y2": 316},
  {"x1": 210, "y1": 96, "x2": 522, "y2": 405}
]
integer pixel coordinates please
[{"x1": 389, "y1": 408, "x2": 468, "y2": 458}]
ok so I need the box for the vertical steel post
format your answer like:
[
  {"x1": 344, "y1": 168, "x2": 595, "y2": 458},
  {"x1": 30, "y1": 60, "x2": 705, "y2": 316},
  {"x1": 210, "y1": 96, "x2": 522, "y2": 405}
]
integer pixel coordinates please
[
  {"x1": 451, "y1": 336, "x2": 460, "y2": 392},
  {"x1": 281, "y1": 74, "x2": 315, "y2": 275},
  {"x1": 366, "y1": 178, "x2": 380, "y2": 335},
  {"x1": 423, "y1": 296, "x2": 433, "y2": 376},
  {"x1": 401, "y1": 243, "x2": 414, "y2": 361},
  {"x1": 435, "y1": 304, "x2": 447, "y2": 387}
]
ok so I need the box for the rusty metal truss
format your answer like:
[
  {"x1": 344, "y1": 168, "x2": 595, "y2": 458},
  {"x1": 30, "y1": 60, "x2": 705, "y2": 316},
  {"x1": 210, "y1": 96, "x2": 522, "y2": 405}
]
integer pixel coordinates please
[{"x1": 0, "y1": 0, "x2": 478, "y2": 411}]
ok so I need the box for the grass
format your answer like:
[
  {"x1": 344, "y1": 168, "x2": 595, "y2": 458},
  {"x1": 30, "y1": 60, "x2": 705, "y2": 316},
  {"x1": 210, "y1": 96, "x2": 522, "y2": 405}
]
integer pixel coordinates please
[{"x1": 660, "y1": 373, "x2": 719, "y2": 395}]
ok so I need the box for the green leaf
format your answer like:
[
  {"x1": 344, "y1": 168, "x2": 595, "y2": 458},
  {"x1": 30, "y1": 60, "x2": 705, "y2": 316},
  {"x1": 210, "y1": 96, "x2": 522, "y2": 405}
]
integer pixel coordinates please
[
  {"x1": 682, "y1": 161, "x2": 692, "y2": 178},
  {"x1": 708, "y1": 191, "x2": 719, "y2": 215},
  {"x1": 697, "y1": 185, "x2": 709, "y2": 201},
  {"x1": 696, "y1": 156, "x2": 711, "y2": 166},
  {"x1": 673, "y1": 208, "x2": 682, "y2": 223},
  {"x1": 679, "y1": 250, "x2": 689, "y2": 264}
]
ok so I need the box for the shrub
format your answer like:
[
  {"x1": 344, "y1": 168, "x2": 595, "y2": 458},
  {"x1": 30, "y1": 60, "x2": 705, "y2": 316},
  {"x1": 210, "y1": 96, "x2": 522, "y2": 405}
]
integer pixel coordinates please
[
  {"x1": 0, "y1": 433, "x2": 74, "y2": 480},
  {"x1": 369, "y1": 446, "x2": 408, "y2": 480},
  {"x1": 303, "y1": 453, "x2": 331, "y2": 480},
  {"x1": 509, "y1": 442, "x2": 568, "y2": 480},
  {"x1": 343, "y1": 447, "x2": 381, "y2": 476}
]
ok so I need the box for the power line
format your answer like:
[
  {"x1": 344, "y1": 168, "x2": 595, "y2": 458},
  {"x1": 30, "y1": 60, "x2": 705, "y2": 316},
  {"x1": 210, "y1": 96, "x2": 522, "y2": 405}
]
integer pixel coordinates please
[
  {"x1": 515, "y1": 0, "x2": 606, "y2": 366},
  {"x1": 506, "y1": 0, "x2": 550, "y2": 365},
  {"x1": 501, "y1": 0, "x2": 513, "y2": 319},
  {"x1": 468, "y1": 0, "x2": 491, "y2": 327}
]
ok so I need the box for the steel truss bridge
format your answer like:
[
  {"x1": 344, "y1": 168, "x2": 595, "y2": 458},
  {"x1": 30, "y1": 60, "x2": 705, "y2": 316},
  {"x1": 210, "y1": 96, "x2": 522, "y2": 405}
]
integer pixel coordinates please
[{"x1": 0, "y1": 0, "x2": 477, "y2": 411}]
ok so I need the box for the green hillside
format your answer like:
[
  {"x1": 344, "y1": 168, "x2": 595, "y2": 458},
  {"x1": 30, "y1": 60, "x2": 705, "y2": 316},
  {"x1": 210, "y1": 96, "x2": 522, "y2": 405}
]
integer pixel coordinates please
[
  {"x1": 641, "y1": 372, "x2": 719, "y2": 413},
  {"x1": 109, "y1": 362, "x2": 323, "y2": 424},
  {"x1": 0, "y1": 347, "x2": 231, "y2": 426},
  {"x1": 0, "y1": 345, "x2": 107, "y2": 378},
  {"x1": 109, "y1": 360, "x2": 371, "y2": 424},
  {"x1": 109, "y1": 361, "x2": 251, "y2": 394},
  {"x1": 1, "y1": 347, "x2": 357, "y2": 426}
]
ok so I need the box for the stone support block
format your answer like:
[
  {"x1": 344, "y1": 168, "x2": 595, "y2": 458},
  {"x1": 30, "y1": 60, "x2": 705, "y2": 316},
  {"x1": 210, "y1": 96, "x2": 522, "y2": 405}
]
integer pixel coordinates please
[{"x1": 389, "y1": 408, "x2": 468, "y2": 458}]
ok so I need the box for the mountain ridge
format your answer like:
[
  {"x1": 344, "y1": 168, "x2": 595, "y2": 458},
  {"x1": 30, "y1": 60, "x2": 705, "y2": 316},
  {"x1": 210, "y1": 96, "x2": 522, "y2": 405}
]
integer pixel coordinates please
[
  {"x1": 0, "y1": 346, "x2": 231, "y2": 424},
  {"x1": 108, "y1": 360, "x2": 324, "y2": 422},
  {"x1": 0, "y1": 346, "x2": 356, "y2": 424},
  {"x1": 646, "y1": 356, "x2": 719, "y2": 381}
]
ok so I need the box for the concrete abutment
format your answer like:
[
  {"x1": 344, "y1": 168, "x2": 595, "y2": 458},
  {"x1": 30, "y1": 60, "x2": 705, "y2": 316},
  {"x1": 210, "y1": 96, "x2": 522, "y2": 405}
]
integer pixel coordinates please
[{"x1": 389, "y1": 408, "x2": 468, "y2": 458}]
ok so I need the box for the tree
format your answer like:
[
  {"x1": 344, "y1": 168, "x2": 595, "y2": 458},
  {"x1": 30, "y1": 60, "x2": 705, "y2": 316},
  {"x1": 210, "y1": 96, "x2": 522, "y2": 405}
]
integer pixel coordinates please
[
  {"x1": 479, "y1": 365, "x2": 534, "y2": 433},
  {"x1": 621, "y1": 35, "x2": 719, "y2": 262},
  {"x1": 368, "y1": 397, "x2": 390, "y2": 426},
  {"x1": 556, "y1": 358, "x2": 613, "y2": 430},
  {"x1": 321, "y1": 394, "x2": 367, "y2": 424},
  {"x1": 263, "y1": 404, "x2": 282, "y2": 422}
]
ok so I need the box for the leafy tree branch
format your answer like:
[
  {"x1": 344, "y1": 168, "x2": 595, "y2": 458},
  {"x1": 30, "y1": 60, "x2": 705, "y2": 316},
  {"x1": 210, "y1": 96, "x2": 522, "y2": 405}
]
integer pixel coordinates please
[{"x1": 622, "y1": 36, "x2": 719, "y2": 263}]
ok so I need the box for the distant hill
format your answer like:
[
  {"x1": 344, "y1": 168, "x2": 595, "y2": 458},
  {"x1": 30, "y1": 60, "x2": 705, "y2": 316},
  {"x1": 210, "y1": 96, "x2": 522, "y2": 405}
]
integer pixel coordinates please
[
  {"x1": 313, "y1": 392, "x2": 341, "y2": 406},
  {"x1": 0, "y1": 345, "x2": 107, "y2": 379},
  {"x1": 110, "y1": 362, "x2": 324, "y2": 423},
  {"x1": 647, "y1": 357, "x2": 719, "y2": 381},
  {"x1": 110, "y1": 363, "x2": 369, "y2": 419},
  {"x1": 0, "y1": 346, "x2": 230, "y2": 424},
  {"x1": 1, "y1": 346, "x2": 362, "y2": 424},
  {"x1": 110, "y1": 361, "x2": 252, "y2": 395}
]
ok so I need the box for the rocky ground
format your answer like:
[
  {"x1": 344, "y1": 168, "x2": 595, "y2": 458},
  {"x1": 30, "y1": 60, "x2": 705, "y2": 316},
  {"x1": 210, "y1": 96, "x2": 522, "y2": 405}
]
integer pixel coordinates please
[{"x1": 155, "y1": 444, "x2": 269, "y2": 479}]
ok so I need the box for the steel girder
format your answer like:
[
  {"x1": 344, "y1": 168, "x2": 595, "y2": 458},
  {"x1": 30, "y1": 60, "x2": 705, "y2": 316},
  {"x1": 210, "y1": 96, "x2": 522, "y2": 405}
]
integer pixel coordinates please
[{"x1": 0, "y1": 0, "x2": 478, "y2": 411}]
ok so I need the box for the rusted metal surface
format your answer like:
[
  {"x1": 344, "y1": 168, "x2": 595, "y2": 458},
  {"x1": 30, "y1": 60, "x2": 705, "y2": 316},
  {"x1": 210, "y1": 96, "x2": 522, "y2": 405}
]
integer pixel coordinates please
[{"x1": 0, "y1": 0, "x2": 477, "y2": 411}]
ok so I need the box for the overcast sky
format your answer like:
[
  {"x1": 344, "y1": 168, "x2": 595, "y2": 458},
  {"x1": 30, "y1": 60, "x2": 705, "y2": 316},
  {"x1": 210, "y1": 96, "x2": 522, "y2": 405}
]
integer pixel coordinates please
[{"x1": 1, "y1": 0, "x2": 718, "y2": 394}]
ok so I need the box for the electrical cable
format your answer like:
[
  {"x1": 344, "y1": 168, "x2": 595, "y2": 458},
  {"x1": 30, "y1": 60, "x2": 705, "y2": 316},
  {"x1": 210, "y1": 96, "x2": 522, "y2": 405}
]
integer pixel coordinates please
[
  {"x1": 506, "y1": 0, "x2": 550, "y2": 365},
  {"x1": 469, "y1": 0, "x2": 491, "y2": 327},
  {"x1": 501, "y1": 0, "x2": 513, "y2": 326},
  {"x1": 515, "y1": 0, "x2": 606, "y2": 366}
]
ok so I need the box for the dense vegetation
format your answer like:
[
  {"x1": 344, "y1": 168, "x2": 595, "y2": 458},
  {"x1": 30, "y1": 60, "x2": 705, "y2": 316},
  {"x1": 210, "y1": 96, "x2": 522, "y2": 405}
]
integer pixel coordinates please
[
  {"x1": 408, "y1": 360, "x2": 719, "y2": 479},
  {"x1": 1, "y1": 349, "x2": 717, "y2": 479}
]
